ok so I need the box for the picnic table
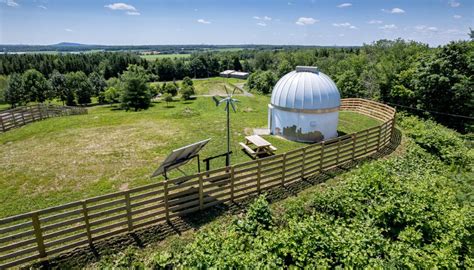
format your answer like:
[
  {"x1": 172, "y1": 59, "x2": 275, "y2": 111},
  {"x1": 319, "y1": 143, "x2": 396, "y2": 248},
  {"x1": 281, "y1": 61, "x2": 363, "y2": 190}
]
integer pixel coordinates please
[{"x1": 240, "y1": 135, "x2": 277, "y2": 158}]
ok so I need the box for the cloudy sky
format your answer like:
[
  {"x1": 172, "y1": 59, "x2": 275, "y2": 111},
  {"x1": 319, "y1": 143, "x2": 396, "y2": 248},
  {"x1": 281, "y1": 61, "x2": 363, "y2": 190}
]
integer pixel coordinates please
[{"x1": 0, "y1": 0, "x2": 472, "y2": 46}]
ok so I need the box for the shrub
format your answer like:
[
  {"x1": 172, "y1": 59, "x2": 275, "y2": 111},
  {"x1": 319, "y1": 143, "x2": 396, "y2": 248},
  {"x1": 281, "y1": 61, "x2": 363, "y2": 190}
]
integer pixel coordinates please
[
  {"x1": 162, "y1": 93, "x2": 173, "y2": 107},
  {"x1": 120, "y1": 65, "x2": 151, "y2": 111},
  {"x1": 179, "y1": 84, "x2": 195, "y2": 100},
  {"x1": 164, "y1": 83, "x2": 178, "y2": 96},
  {"x1": 397, "y1": 113, "x2": 473, "y2": 169}
]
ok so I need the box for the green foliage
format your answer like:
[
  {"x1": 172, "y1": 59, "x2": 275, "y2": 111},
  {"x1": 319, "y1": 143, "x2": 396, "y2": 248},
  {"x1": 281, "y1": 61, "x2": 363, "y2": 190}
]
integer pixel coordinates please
[
  {"x1": 235, "y1": 195, "x2": 273, "y2": 234},
  {"x1": 66, "y1": 71, "x2": 92, "y2": 105},
  {"x1": 22, "y1": 69, "x2": 50, "y2": 103},
  {"x1": 162, "y1": 93, "x2": 173, "y2": 107},
  {"x1": 163, "y1": 83, "x2": 178, "y2": 96},
  {"x1": 5, "y1": 73, "x2": 28, "y2": 107},
  {"x1": 88, "y1": 71, "x2": 107, "y2": 103},
  {"x1": 49, "y1": 70, "x2": 68, "y2": 105},
  {"x1": 397, "y1": 113, "x2": 473, "y2": 168},
  {"x1": 0, "y1": 75, "x2": 8, "y2": 104},
  {"x1": 182, "y1": 76, "x2": 193, "y2": 87},
  {"x1": 103, "y1": 87, "x2": 122, "y2": 104},
  {"x1": 120, "y1": 65, "x2": 151, "y2": 111},
  {"x1": 179, "y1": 84, "x2": 195, "y2": 100},
  {"x1": 246, "y1": 70, "x2": 277, "y2": 94}
]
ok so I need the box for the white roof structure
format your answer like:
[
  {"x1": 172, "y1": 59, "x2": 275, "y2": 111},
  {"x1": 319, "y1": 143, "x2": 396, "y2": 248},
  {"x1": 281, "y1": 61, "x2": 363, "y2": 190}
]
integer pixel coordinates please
[{"x1": 270, "y1": 66, "x2": 340, "y2": 110}]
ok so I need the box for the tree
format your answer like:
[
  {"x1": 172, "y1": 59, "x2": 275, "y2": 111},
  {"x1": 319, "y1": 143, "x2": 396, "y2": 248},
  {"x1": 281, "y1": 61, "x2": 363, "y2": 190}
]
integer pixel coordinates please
[
  {"x1": 66, "y1": 71, "x2": 93, "y2": 105},
  {"x1": 180, "y1": 84, "x2": 195, "y2": 100},
  {"x1": 4, "y1": 73, "x2": 28, "y2": 107},
  {"x1": 277, "y1": 60, "x2": 293, "y2": 77},
  {"x1": 0, "y1": 75, "x2": 8, "y2": 104},
  {"x1": 120, "y1": 65, "x2": 151, "y2": 111},
  {"x1": 182, "y1": 76, "x2": 193, "y2": 87},
  {"x1": 22, "y1": 69, "x2": 50, "y2": 103},
  {"x1": 162, "y1": 93, "x2": 173, "y2": 107},
  {"x1": 103, "y1": 87, "x2": 121, "y2": 104},
  {"x1": 247, "y1": 70, "x2": 277, "y2": 94},
  {"x1": 88, "y1": 72, "x2": 107, "y2": 103},
  {"x1": 164, "y1": 83, "x2": 178, "y2": 96},
  {"x1": 336, "y1": 70, "x2": 365, "y2": 98},
  {"x1": 49, "y1": 71, "x2": 68, "y2": 105}
]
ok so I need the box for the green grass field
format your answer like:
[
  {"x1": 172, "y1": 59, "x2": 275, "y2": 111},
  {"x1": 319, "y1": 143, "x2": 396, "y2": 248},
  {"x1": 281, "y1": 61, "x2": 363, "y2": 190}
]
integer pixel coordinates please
[
  {"x1": 151, "y1": 77, "x2": 247, "y2": 96},
  {"x1": 0, "y1": 95, "x2": 380, "y2": 218},
  {"x1": 140, "y1": 54, "x2": 191, "y2": 60}
]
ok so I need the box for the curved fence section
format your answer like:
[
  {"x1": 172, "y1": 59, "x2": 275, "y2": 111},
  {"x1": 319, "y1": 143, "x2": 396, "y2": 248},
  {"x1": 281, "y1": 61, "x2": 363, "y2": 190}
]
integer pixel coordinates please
[
  {"x1": 0, "y1": 104, "x2": 87, "y2": 133},
  {"x1": 0, "y1": 98, "x2": 395, "y2": 269}
]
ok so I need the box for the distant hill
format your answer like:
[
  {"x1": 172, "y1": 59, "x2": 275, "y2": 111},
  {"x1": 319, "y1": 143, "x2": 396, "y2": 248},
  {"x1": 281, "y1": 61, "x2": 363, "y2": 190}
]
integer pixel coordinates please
[{"x1": 53, "y1": 42, "x2": 86, "y2": 46}]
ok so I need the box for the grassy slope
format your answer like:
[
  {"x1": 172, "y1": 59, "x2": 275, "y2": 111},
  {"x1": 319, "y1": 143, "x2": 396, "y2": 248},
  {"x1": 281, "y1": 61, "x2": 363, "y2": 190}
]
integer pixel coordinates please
[{"x1": 0, "y1": 95, "x2": 379, "y2": 218}]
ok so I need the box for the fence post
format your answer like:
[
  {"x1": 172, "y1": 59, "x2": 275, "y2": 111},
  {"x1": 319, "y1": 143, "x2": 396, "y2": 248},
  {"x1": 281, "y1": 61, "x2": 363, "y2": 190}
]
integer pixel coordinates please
[
  {"x1": 199, "y1": 174, "x2": 204, "y2": 210},
  {"x1": 124, "y1": 192, "x2": 133, "y2": 231},
  {"x1": 81, "y1": 200, "x2": 93, "y2": 247},
  {"x1": 301, "y1": 148, "x2": 306, "y2": 179},
  {"x1": 0, "y1": 116, "x2": 5, "y2": 132},
  {"x1": 230, "y1": 167, "x2": 235, "y2": 202},
  {"x1": 10, "y1": 110, "x2": 16, "y2": 127},
  {"x1": 376, "y1": 125, "x2": 382, "y2": 151},
  {"x1": 364, "y1": 129, "x2": 369, "y2": 154},
  {"x1": 319, "y1": 142, "x2": 325, "y2": 172},
  {"x1": 38, "y1": 104, "x2": 43, "y2": 119},
  {"x1": 31, "y1": 212, "x2": 47, "y2": 259},
  {"x1": 20, "y1": 109, "x2": 26, "y2": 125},
  {"x1": 351, "y1": 134, "x2": 357, "y2": 161},
  {"x1": 163, "y1": 180, "x2": 170, "y2": 223},
  {"x1": 257, "y1": 160, "x2": 261, "y2": 194},
  {"x1": 281, "y1": 153, "x2": 286, "y2": 187}
]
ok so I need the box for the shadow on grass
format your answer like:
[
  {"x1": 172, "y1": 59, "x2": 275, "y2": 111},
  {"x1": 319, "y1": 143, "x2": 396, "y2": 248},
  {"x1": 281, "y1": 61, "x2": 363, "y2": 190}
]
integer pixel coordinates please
[{"x1": 32, "y1": 128, "x2": 402, "y2": 269}]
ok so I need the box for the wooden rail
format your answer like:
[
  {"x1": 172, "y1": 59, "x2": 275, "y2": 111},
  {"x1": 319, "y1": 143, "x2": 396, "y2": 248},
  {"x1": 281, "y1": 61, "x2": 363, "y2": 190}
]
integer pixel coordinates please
[
  {"x1": 0, "y1": 98, "x2": 395, "y2": 269},
  {"x1": 0, "y1": 104, "x2": 87, "y2": 133}
]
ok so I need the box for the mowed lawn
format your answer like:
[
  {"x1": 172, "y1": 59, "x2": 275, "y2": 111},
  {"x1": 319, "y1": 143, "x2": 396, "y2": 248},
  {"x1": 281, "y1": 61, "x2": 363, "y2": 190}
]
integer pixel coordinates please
[
  {"x1": 151, "y1": 77, "x2": 246, "y2": 96},
  {"x1": 0, "y1": 95, "x2": 380, "y2": 218}
]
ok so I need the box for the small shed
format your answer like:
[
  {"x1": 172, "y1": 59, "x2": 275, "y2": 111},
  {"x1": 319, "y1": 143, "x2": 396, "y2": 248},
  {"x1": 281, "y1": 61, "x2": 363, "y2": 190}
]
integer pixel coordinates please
[
  {"x1": 268, "y1": 66, "x2": 341, "y2": 142},
  {"x1": 219, "y1": 70, "x2": 249, "y2": 79}
]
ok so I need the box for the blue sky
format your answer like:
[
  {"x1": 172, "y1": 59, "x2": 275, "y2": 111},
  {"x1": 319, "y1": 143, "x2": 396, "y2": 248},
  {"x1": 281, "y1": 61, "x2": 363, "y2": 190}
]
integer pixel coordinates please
[{"x1": 0, "y1": 0, "x2": 472, "y2": 46}]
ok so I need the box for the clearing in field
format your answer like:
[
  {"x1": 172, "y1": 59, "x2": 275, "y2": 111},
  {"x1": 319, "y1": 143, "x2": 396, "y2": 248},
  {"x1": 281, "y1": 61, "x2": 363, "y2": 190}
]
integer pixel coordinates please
[{"x1": 0, "y1": 95, "x2": 380, "y2": 218}]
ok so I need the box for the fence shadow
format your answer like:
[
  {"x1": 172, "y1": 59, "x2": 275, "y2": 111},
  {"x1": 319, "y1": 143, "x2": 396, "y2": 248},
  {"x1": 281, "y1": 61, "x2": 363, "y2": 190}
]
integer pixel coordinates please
[{"x1": 34, "y1": 127, "x2": 402, "y2": 269}]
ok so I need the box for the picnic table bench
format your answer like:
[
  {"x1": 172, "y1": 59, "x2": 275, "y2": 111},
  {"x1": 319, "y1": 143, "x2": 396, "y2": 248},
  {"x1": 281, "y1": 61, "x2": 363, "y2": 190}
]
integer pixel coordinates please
[{"x1": 240, "y1": 135, "x2": 277, "y2": 158}]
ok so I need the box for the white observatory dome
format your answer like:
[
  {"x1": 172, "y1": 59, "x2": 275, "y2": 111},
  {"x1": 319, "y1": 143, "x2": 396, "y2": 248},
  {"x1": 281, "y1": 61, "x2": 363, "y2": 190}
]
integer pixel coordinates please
[
  {"x1": 271, "y1": 66, "x2": 340, "y2": 110},
  {"x1": 268, "y1": 66, "x2": 341, "y2": 142}
]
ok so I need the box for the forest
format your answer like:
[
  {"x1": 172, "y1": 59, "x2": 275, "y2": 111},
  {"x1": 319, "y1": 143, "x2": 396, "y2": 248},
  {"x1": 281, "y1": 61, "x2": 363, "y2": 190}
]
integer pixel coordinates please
[{"x1": 0, "y1": 39, "x2": 472, "y2": 132}]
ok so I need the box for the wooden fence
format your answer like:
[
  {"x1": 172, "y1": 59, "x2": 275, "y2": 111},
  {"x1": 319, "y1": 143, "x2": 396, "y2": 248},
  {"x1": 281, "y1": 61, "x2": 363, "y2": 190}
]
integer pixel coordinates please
[
  {"x1": 0, "y1": 104, "x2": 87, "y2": 133},
  {"x1": 0, "y1": 98, "x2": 395, "y2": 269}
]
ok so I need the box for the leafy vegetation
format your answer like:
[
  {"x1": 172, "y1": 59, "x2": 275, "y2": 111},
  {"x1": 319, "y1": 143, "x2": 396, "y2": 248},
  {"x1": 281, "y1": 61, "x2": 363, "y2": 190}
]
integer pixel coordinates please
[{"x1": 122, "y1": 116, "x2": 473, "y2": 269}]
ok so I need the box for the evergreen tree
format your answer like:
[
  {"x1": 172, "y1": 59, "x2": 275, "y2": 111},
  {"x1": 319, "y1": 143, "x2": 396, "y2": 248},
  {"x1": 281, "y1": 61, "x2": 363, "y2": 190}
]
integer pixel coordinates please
[
  {"x1": 49, "y1": 70, "x2": 68, "y2": 104},
  {"x1": 5, "y1": 73, "x2": 28, "y2": 107},
  {"x1": 120, "y1": 65, "x2": 151, "y2": 111}
]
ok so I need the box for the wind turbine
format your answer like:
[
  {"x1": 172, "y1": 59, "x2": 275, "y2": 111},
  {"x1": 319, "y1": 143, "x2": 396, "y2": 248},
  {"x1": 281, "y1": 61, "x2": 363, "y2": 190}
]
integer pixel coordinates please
[{"x1": 213, "y1": 86, "x2": 239, "y2": 166}]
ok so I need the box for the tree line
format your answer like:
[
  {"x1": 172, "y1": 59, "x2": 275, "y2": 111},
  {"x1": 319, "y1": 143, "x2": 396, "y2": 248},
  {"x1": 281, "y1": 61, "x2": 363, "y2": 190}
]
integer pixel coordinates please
[{"x1": 0, "y1": 38, "x2": 472, "y2": 131}]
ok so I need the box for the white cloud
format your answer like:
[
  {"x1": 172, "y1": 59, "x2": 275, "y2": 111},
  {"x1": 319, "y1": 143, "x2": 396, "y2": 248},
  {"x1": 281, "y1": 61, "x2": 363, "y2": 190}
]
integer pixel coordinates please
[
  {"x1": 105, "y1": 3, "x2": 137, "y2": 11},
  {"x1": 37, "y1": 5, "x2": 47, "y2": 9},
  {"x1": 379, "y1": 24, "x2": 397, "y2": 30},
  {"x1": 333, "y1": 22, "x2": 358, "y2": 29},
  {"x1": 263, "y1": 16, "x2": 272, "y2": 21},
  {"x1": 3, "y1": 0, "x2": 19, "y2": 7},
  {"x1": 126, "y1": 11, "x2": 140, "y2": 16},
  {"x1": 65, "y1": 28, "x2": 73, "y2": 32},
  {"x1": 453, "y1": 14, "x2": 462, "y2": 19},
  {"x1": 382, "y1": 7, "x2": 405, "y2": 14},
  {"x1": 296, "y1": 17, "x2": 318, "y2": 26},
  {"x1": 254, "y1": 16, "x2": 271, "y2": 21},
  {"x1": 337, "y1": 3, "x2": 352, "y2": 8},
  {"x1": 415, "y1": 25, "x2": 438, "y2": 32},
  {"x1": 368, "y1": 20, "x2": 383, "y2": 24},
  {"x1": 449, "y1": 0, "x2": 460, "y2": 7},
  {"x1": 253, "y1": 16, "x2": 261, "y2": 20},
  {"x1": 197, "y1": 19, "x2": 211, "y2": 24},
  {"x1": 257, "y1": 22, "x2": 267, "y2": 27}
]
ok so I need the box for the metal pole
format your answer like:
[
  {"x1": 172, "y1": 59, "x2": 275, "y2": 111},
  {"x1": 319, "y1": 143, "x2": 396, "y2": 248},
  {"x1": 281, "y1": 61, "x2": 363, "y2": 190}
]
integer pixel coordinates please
[
  {"x1": 226, "y1": 101, "x2": 230, "y2": 166},
  {"x1": 197, "y1": 155, "x2": 201, "y2": 173}
]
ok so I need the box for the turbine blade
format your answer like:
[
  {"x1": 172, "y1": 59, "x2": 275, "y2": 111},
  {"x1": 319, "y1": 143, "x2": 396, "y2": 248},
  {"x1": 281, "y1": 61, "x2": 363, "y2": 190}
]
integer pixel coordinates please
[
  {"x1": 212, "y1": 96, "x2": 220, "y2": 106},
  {"x1": 230, "y1": 101, "x2": 237, "y2": 112},
  {"x1": 232, "y1": 87, "x2": 237, "y2": 95},
  {"x1": 224, "y1": 85, "x2": 229, "y2": 96}
]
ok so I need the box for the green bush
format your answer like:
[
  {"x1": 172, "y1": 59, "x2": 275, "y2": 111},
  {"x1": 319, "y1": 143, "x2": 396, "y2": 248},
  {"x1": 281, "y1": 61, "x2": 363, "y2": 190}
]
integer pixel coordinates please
[{"x1": 397, "y1": 113, "x2": 473, "y2": 169}]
